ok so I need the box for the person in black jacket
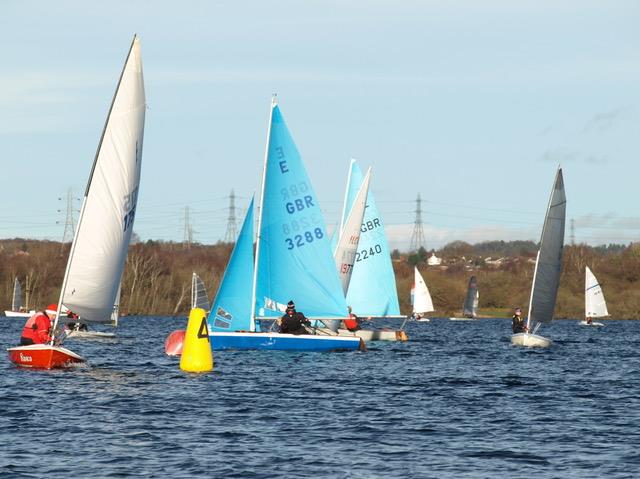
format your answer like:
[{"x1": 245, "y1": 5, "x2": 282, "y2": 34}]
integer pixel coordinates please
[
  {"x1": 279, "y1": 301, "x2": 311, "y2": 335},
  {"x1": 512, "y1": 307, "x2": 528, "y2": 334}
]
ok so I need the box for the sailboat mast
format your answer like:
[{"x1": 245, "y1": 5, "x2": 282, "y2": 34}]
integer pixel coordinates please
[
  {"x1": 50, "y1": 35, "x2": 139, "y2": 343},
  {"x1": 249, "y1": 95, "x2": 277, "y2": 330},
  {"x1": 50, "y1": 197, "x2": 88, "y2": 342},
  {"x1": 337, "y1": 158, "x2": 356, "y2": 245}
]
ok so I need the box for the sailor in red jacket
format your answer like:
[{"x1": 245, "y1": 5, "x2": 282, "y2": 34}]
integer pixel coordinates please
[{"x1": 20, "y1": 311, "x2": 53, "y2": 345}]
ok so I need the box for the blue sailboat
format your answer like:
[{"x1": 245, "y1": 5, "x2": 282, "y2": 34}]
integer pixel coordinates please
[
  {"x1": 207, "y1": 97, "x2": 364, "y2": 351},
  {"x1": 339, "y1": 159, "x2": 401, "y2": 317}
]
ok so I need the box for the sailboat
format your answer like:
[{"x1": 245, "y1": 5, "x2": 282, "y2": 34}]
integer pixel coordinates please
[
  {"x1": 411, "y1": 267, "x2": 433, "y2": 322},
  {"x1": 511, "y1": 167, "x2": 566, "y2": 348},
  {"x1": 338, "y1": 159, "x2": 401, "y2": 318},
  {"x1": 328, "y1": 159, "x2": 407, "y2": 341},
  {"x1": 4, "y1": 277, "x2": 36, "y2": 318},
  {"x1": 579, "y1": 266, "x2": 607, "y2": 327},
  {"x1": 206, "y1": 98, "x2": 364, "y2": 351},
  {"x1": 8, "y1": 36, "x2": 146, "y2": 368},
  {"x1": 191, "y1": 273, "x2": 210, "y2": 311},
  {"x1": 449, "y1": 276, "x2": 479, "y2": 321}
]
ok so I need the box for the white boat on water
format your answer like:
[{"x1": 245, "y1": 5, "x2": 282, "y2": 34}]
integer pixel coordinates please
[
  {"x1": 579, "y1": 266, "x2": 607, "y2": 327},
  {"x1": 191, "y1": 272, "x2": 210, "y2": 312},
  {"x1": 511, "y1": 167, "x2": 566, "y2": 348},
  {"x1": 450, "y1": 276, "x2": 479, "y2": 321},
  {"x1": 4, "y1": 277, "x2": 35, "y2": 318},
  {"x1": 9, "y1": 36, "x2": 146, "y2": 367},
  {"x1": 411, "y1": 267, "x2": 433, "y2": 322}
]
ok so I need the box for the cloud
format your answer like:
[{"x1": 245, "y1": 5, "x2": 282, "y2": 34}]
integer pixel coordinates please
[
  {"x1": 581, "y1": 108, "x2": 626, "y2": 134},
  {"x1": 540, "y1": 147, "x2": 608, "y2": 165}
]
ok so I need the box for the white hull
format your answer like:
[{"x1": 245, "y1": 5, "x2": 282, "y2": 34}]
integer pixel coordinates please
[
  {"x1": 449, "y1": 317, "x2": 478, "y2": 321},
  {"x1": 316, "y1": 327, "x2": 408, "y2": 342},
  {"x1": 66, "y1": 330, "x2": 116, "y2": 339},
  {"x1": 414, "y1": 318, "x2": 430, "y2": 323},
  {"x1": 511, "y1": 332, "x2": 552, "y2": 348},
  {"x1": 4, "y1": 310, "x2": 36, "y2": 318},
  {"x1": 579, "y1": 321, "x2": 604, "y2": 327}
]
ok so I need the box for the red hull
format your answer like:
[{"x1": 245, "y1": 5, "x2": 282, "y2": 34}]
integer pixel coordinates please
[{"x1": 7, "y1": 344, "x2": 85, "y2": 369}]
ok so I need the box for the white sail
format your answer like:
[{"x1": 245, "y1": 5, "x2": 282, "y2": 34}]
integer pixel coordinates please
[
  {"x1": 412, "y1": 267, "x2": 434, "y2": 314},
  {"x1": 526, "y1": 168, "x2": 566, "y2": 328},
  {"x1": 191, "y1": 272, "x2": 211, "y2": 311},
  {"x1": 585, "y1": 266, "x2": 608, "y2": 318},
  {"x1": 334, "y1": 168, "x2": 371, "y2": 295},
  {"x1": 59, "y1": 37, "x2": 145, "y2": 324},
  {"x1": 11, "y1": 278, "x2": 22, "y2": 311}
]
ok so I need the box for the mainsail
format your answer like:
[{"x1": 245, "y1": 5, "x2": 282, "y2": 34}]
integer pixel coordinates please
[
  {"x1": 334, "y1": 168, "x2": 371, "y2": 295},
  {"x1": 57, "y1": 36, "x2": 145, "y2": 324},
  {"x1": 526, "y1": 168, "x2": 566, "y2": 328},
  {"x1": 11, "y1": 278, "x2": 22, "y2": 311},
  {"x1": 462, "y1": 276, "x2": 479, "y2": 318},
  {"x1": 339, "y1": 159, "x2": 400, "y2": 316},
  {"x1": 412, "y1": 267, "x2": 434, "y2": 314},
  {"x1": 191, "y1": 273, "x2": 211, "y2": 311},
  {"x1": 253, "y1": 98, "x2": 348, "y2": 322},
  {"x1": 208, "y1": 199, "x2": 255, "y2": 332},
  {"x1": 585, "y1": 266, "x2": 608, "y2": 318}
]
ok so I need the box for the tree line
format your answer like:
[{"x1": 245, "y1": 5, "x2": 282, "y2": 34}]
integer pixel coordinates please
[{"x1": 1, "y1": 238, "x2": 638, "y2": 319}]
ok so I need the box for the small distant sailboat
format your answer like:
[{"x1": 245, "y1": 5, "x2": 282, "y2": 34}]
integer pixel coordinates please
[
  {"x1": 4, "y1": 277, "x2": 35, "y2": 318},
  {"x1": 8, "y1": 36, "x2": 146, "y2": 367},
  {"x1": 449, "y1": 276, "x2": 479, "y2": 321},
  {"x1": 191, "y1": 272, "x2": 210, "y2": 311},
  {"x1": 511, "y1": 167, "x2": 566, "y2": 348},
  {"x1": 411, "y1": 267, "x2": 433, "y2": 322},
  {"x1": 206, "y1": 98, "x2": 363, "y2": 351},
  {"x1": 579, "y1": 266, "x2": 607, "y2": 327}
]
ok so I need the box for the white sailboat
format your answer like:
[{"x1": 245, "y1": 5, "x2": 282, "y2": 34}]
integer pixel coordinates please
[
  {"x1": 4, "y1": 277, "x2": 35, "y2": 318},
  {"x1": 8, "y1": 36, "x2": 146, "y2": 368},
  {"x1": 449, "y1": 275, "x2": 479, "y2": 321},
  {"x1": 579, "y1": 266, "x2": 607, "y2": 327},
  {"x1": 511, "y1": 167, "x2": 566, "y2": 348},
  {"x1": 411, "y1": 267, "x2": 434, "y2": 322}
]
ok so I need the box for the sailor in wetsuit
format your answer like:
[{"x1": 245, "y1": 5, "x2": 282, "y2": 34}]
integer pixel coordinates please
[
  {"x1": 512, "y1": 307, "x2": 528, "y2": 334},
  {"x1": 279, "y1": 301, "x2": 311, "y2": 335}
]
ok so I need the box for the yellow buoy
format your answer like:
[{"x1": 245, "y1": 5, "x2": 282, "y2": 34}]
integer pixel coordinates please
[{"x1": 179, "y1": 308, "x2": 213, "y2": 373}]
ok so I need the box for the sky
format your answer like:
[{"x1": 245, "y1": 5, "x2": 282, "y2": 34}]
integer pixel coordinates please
[{"x1": 1, "y1": 0, "x2": 639, "y2": 250}]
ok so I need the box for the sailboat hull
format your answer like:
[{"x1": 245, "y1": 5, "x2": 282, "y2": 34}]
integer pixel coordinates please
[
  {"x1": 66, "y1": 330, "x2": 117, "y2": 339},
  {"x1": 510, "y1": 333, "x2": 552, "y2": 348},
  {"x1": 4, "y1": 310, "x2": 35, "y2": 318},
  {"x1": 7, "y1": 344, "x2": 85, "y2": 369},
  {"x1": 210, "y1": 332, "x2": 365, "y2": 351},
  {"x1": 449, "y1": 317, "x2": 478, "y2": 321},
  {"x1": 578, "y1": 321, "x2": 604, "y2": 327},
  {"x1": 316, "y1": 328, "x2": 408, "y2": 342}
]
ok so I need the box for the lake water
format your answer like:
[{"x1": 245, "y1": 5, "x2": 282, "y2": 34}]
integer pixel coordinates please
[{"x1": 1, "y1": 316, "x2": 638, "y2": 478}]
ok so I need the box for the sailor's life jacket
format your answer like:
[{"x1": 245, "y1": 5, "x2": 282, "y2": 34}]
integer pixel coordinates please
[
  {"x1": 20, "y1": 312, "x2": 52, "y2": 345},
  {"x1": 343, "y1": 314, "x2": 360, "y2": 332},
  {"x1": 512, "y1": 315, "x2": 526, "y2": 334}
]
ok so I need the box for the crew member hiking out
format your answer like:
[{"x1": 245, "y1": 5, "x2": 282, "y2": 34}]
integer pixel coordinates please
[
  {"x1": 19, "y1": 310, "x2": 53, "y2": 345},
  {"x1": 512, "y1": 307, "x2": 528, "y2": 334},
  {"x1": 279, "y1": 301, "x2": 311, "y2": 335}
]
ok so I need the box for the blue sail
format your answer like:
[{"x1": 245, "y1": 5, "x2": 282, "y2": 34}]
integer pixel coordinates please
[
  {"x1": 207, "y1": 199, "x2": 255, "y2": 332},
  {"x1": 254, "y1": 102, "x2": 347, "y2": 318},
  {"x1": 342, "y1": 159, "x2": 400, "y2": 316}
]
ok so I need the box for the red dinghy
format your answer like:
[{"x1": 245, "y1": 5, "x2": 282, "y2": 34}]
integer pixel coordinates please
[{"x1": 7, "y1": 344, "x2": 84, "y2": 369}]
